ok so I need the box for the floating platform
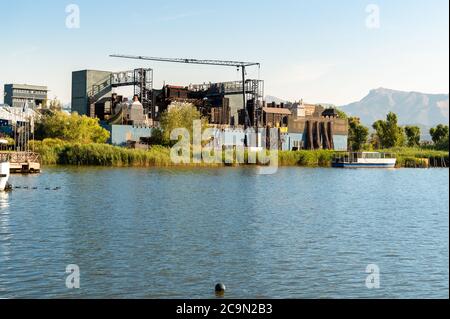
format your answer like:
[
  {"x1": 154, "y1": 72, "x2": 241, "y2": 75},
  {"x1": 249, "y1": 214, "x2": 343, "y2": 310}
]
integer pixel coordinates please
[{"x1": 0, "y1": 152, "x2": 41, "y2": 174}]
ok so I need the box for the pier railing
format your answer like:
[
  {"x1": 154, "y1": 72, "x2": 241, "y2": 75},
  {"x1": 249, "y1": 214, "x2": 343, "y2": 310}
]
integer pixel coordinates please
[{"x1": 0, "y1": 152, "x2": 41, "y2": 164}]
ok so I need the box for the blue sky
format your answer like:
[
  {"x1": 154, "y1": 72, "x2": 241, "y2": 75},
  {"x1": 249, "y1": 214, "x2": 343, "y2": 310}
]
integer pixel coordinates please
[{"x1": 1, "y1": 0, "x2": 448, "y2": 105}]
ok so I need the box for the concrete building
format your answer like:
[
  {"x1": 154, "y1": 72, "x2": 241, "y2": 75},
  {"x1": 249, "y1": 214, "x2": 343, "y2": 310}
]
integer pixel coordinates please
[
  {"x1": 72, "y1": 70, "x2": 112, "y2": 116},
  {"x1": 111, "y1": 96, "x2": 149, "y2": 126},
  {"x1": 103, "y1": 124, "x2": 153, "y2": 147},
  {"x1": 4, "y1": 84, "x2": 48, "y2": 108},
  {"x1": 284, "y1": 104, "x2": 348, "y2": 151}
]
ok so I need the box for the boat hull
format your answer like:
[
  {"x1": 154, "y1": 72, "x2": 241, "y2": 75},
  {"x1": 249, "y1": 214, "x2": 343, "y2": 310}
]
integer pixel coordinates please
[
  {"x1": 0, "y1": 162, "x2": 10, "y2": 191},
  {"x1": 332, "y1": 162, "x2": 396, "y2": 168},
  {"x1": 332, "y1": 152, "x2": 397, "y2": 169}
]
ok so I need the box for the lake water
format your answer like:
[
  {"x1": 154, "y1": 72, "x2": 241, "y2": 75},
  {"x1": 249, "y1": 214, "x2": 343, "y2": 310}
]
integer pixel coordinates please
[{"x1": 0, "y1": 167, "x2": 448, "y2": 299}]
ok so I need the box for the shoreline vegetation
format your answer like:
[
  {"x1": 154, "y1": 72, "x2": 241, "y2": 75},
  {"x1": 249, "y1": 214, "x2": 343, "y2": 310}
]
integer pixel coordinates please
[
  {"x1": 16, "y1": 110, "x2": 447, "y2": 169},
  {"x1": 30, "y1": 139, "x2": 449, "y2": 169}
]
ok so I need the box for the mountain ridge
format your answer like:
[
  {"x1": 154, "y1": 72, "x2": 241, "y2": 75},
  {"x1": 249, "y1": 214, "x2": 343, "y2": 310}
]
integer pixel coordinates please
[
  {"x1": 266, "y1": 88, "x2": 449, "y2": 127},
  {"x1": 340, "y1": 87, "x2": 449, "y2": 127}
]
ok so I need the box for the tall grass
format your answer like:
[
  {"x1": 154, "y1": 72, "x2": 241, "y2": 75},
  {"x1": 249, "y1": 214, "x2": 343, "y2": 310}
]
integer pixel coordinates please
[
  {"x1": 29, "y1": 139, "x2": 449, "y2": 168},
  {"x1": 278, "y1": 150, "x2": 336, "y2": 167},
  {"x1": 378, "y1": 147, "x2": 449, "y2": 168},
  {"x1": 30, "y1": 139, "x2": 172, "y2": 167}
]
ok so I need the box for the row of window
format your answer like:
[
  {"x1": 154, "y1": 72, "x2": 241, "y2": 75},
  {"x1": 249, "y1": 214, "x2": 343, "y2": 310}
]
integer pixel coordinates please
[
  {"x1": 12, "y1": 89, "x2": 47, "y2": 95},
  {"x1": 11, "y1": 98, "x2": 41, "y2": 107}
]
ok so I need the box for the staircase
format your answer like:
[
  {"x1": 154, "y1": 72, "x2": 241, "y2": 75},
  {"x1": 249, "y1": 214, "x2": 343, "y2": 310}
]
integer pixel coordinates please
[
  {"x1": 87, "y1": 75, "x2": 113, "y2": 117},
  {"x1": 87, "y1": 69, "x2": 153, "y2": 118}
]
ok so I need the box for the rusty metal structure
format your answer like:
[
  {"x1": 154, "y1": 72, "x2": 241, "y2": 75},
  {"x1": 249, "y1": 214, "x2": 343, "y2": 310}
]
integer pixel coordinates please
[
  {"x1": 110, "y1": 54, "x2": 261, "y2": 128},
  {"x1": 87, "y1": 68, "x2": 153, "y2": 118}
]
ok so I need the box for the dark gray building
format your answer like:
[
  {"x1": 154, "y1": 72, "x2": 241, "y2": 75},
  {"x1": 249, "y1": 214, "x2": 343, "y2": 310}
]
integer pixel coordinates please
[
  {"x1": 72, "y1": 70, "x2": 112, "y2": 116},
  {"x1": 4, "y1": 84, "x2": 48, "y2": 108}
]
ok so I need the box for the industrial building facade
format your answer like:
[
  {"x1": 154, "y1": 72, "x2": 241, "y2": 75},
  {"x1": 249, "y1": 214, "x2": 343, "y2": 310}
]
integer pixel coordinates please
[
  {"x1": 71, "y1": 69, "x2": 348, "y2": 151},
  {"x1": 4, "y1": 84, "x2": 48, "y2": 108},
  {"x1": 71, "y1": 69, "x2": 153, "y2": 119},
  {"x1": 71, "y1": 70, "x2": 113, "y2": 116}
]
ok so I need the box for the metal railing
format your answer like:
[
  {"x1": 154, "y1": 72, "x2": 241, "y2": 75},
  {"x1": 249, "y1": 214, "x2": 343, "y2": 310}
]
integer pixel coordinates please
[
  {"x1": 332, "y1": 152, "x2": 396, "y2": 163},
  {"x1": 0, "y1": 152, "x2": 41, "y2": 164}
]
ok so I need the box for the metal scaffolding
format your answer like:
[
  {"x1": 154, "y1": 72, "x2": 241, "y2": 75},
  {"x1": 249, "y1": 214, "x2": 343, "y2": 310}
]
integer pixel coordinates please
[
  {"x1": 88, "y1": 68, "x2": 153, "y2": 117},
  {"x1": 110, "y1": 54, "x2": 261, "y2": 128}
]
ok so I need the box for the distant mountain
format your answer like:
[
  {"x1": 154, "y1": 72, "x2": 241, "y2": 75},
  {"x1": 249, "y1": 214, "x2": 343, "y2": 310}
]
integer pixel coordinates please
[
  {"x1": 340, "y1": 88, "x2": 449, "y2": 127},
  {"x1": 265, "y1": 95, "x2": 290, "y2": 104}
]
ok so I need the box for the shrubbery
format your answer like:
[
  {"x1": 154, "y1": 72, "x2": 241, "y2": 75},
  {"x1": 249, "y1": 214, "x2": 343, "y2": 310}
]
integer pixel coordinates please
[
  {"x1": 30, "y1": 139, "x2": 172, "y2": 167},
  {"x1": 30, "y1": 139, "x2": 449, "y2": 168},
  {"x1": 35, "y1": 111, "x2": 110, "y2": 144},
  {"x1": 278, "y1": 150, "x2": 336, "y2": 167}
]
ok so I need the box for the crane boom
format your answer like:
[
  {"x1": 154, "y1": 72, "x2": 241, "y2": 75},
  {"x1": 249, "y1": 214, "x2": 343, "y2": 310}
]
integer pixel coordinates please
[{"x1": 110, "y1": 54, "x2": 260, "y2": 68}]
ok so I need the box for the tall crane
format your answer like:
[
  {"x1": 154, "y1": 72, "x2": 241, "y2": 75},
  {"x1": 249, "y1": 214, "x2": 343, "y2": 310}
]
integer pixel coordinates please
[{"x1": 110, "y1": 54, "x2": 261, "y2": 128}]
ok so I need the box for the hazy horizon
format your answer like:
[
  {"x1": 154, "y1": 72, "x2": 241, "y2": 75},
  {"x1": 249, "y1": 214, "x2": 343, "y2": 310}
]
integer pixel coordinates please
[{"x1": 1, "y1": 0, "x2": 449, "y2": 106}]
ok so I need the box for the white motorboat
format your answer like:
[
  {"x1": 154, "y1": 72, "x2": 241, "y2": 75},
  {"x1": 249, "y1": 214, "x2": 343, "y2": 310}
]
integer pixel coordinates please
[{"x1": 332, "y1": 152, "x2": 397, "y2": 168}]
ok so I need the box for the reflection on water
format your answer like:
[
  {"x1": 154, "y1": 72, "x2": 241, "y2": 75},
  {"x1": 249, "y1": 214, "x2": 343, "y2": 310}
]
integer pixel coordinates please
[
  {"x1": 0, "y1": 167, "x2": 448, "y2": 299},
  {"x1": 0, "y1": 192, "x2": 12, "y2": 286},
  {"x1": 0, "y1": 192, "x2": 9, "y2": 209}
]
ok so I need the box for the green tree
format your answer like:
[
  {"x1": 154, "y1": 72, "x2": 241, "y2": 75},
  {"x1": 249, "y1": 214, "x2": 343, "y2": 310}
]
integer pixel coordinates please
[
  {"x1": 368, "y1": 132, "x2": 380, "y2": 150},
  {"x1": 335, "y1": 109, "x2": 348, "y2": 120},
  {"x1": 430, "y1": 124, "x2": 449, "y2": 144},
  {"x1": 435, "y1": 135, "x2": 449, "y2": 151},
  {"x1": 48, "y1": 98, "x2": 63, "y2": 111},
  {"x1": 404, "y1": 125, "x2": 421, "y2": 147},
  {"x1": 372, "y1": 112, "x2": 405, "y2": 149},
  {"x1": 35, "y1": 111, "x2": 110, "y2": 144},
  {"x1": 159, "y1": 103, "x2": 207, "y2": 145},
  {"x1": 348, "y1": 117, "x2": 369, "y2": 151}
]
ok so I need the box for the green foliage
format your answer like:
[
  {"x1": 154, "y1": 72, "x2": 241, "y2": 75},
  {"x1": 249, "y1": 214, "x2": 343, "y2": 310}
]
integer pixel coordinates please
[
  {"x1": 1, "y1": 136, "x2": 15, "y2": 146},
  {"x1": 435, "y1": 134, "x2": 449, "y2": 151},
  {"x1": 58, "y1": 144, "x2": 172, "y2": 167},
  {"x1": 159, "y1": 103, "x2": 207, "y2": 145},
  {"x1": 35, "y1": 111, "x2": 110, "y2": 144},
  {"x1": 31, "y1": 140, "x2": 449, "y2": 169},
  {"x1": 348, "y1": 117, "x2": 369, "y2": 151},
  {"x1": 368, "y1": 132, "x2": 380, "y2": 150},
  {"x1": 278, "y1": 150, "x2": 336, "y2": 167},
  {"x1": 397, "y1": 157, "x2": 429, "y2": 168},
  {"x1": 430, "y1": 124, "x2": 449, "y2": 145},
  {"x1": 335, "y1": 109, "x2": 348, "y2": 120},
  {"x1": 372, "y1": 112, "x2": 405, "y2": 149},
  {"x1": 404, "y1": 125, "x2": 421, "y2": 147},
  {"x1": 378, "y1": 146, "x2": 448, "y2": 159},
  {"x1": 48, "y1": 98, "x2": 63, "y2": 111},
  {"x1": 29, "y1": 138, "x2": 70, "y2": 165},
  {"x1": 146, "y1": 128, "x2": 167, "y2": 146},
  {"x1": 378, "y1": 146, "x2": 449, "y2": 167},
  {"x1": 31, "y1": 138, "x2": 172, "y2": 167}
]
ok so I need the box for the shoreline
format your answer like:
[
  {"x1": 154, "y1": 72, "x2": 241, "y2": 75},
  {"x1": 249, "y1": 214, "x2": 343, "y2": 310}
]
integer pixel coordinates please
[
  {"x1": 30, "y1": 164, "x2": 450, "y2": 171},
  {"x1": 29, "y1": 140, "x2": 449, "y2": 169}
]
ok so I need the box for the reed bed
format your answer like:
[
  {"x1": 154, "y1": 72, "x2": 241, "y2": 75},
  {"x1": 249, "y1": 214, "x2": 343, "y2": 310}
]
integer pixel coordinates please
[{"x1": 30, "y1": 139, "x2": 449, "y2": 168}]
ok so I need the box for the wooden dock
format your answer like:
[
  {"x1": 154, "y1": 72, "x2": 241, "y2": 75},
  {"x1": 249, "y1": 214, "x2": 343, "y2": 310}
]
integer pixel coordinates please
[{"x1": 0, "y1": 152, "x2": 41, "y2": 174}]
